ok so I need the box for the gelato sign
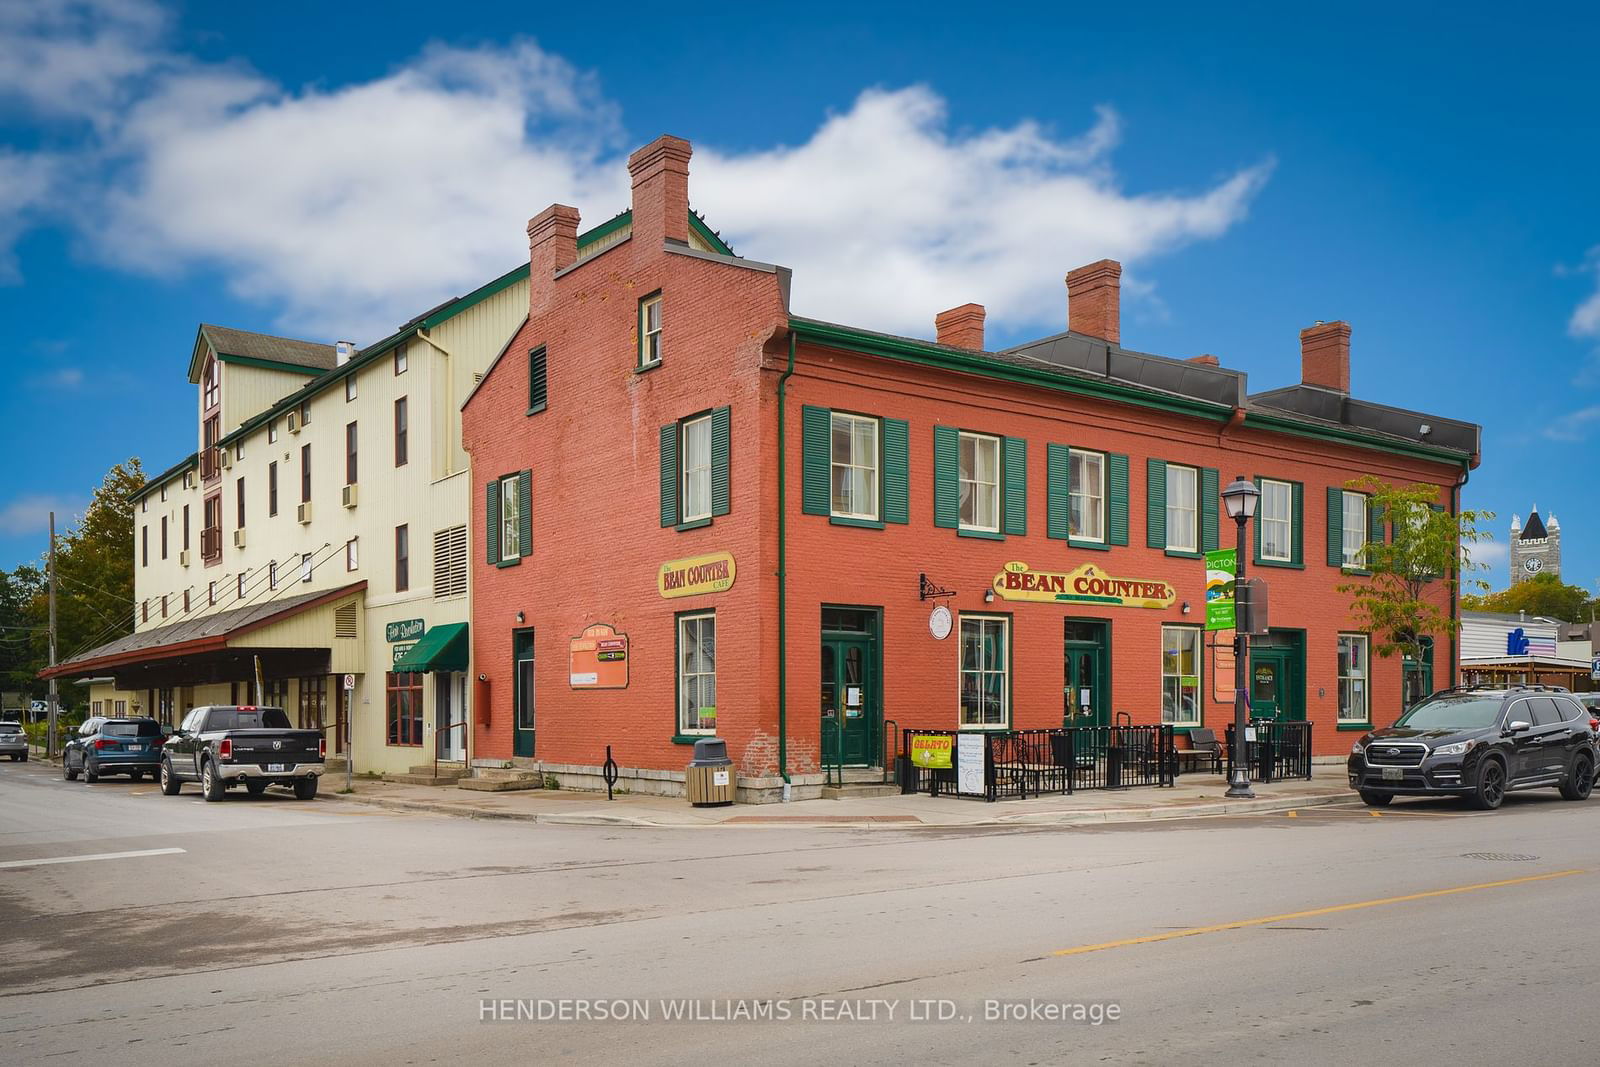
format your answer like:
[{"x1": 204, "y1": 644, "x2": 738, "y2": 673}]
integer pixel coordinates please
[
  {"x1": 909, "y1": 733, "x2": 954, "y2": 769},
  {"x1": 992, "y1": 561, "x2": 1175, "y2": 610}
]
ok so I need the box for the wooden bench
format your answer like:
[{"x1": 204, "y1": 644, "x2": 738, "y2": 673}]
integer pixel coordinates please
[{"x1": 1176, "y1": 727, "x2": 1222, "y2": 775}]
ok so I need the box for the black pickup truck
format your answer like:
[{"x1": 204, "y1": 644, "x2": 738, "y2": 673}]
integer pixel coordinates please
[{"x1": 159, "y1": 705, "x2": 325, "y2": 801}]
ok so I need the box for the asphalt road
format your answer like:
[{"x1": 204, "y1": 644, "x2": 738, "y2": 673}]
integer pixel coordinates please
[{"x1": 3, "y1": 759, "x2": 1597, "y2": 1065}]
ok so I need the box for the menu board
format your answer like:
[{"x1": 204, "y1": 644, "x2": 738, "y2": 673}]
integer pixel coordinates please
[{"x1": 956, "y1": 733, "x2": 986, "y2": 796}]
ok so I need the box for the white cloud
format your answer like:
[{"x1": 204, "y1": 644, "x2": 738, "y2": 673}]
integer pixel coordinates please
[
  {"x1": 0, "y1": 0, "x2": 169, "y2": 126},
  {"x1": 1466, "y1": 536, "x2": 1508, "y2": 572},
  {"x1": 1543, "y1": 404, "x2": 1600, "y2": 442},
  {"x1": 27, "y1": 366, "x2": 85, "y2": 389},
  {"x1": 0, "y1": 494, "x2": 83, "y2": 536},
  {"x1": 0, "y1": 149, "x2": 60, "y2": 282},
  {"x1": 0, "y1": 5, "x2": 1271, "y2": 343}
]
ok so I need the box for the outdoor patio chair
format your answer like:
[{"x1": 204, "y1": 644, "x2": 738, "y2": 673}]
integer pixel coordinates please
[{"x1": 1177, "y1": 728, "x2": 1222, "y2": 775}]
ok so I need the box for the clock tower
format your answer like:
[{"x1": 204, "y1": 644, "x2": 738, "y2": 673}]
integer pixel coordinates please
[{"x1": 1508, "y1": 506, "x2": 1561, "y2": 585}]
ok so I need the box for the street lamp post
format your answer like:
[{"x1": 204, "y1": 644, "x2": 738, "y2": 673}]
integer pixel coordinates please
[{"x1": 1222, "y1": 476, "x2": 1260, "y2": 799}]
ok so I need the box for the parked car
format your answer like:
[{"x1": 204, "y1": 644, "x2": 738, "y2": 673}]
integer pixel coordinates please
[
  {"x1": 1348, "y1": 687, "x2": 1596, "y2": 810},
  {"x1": 62, "y1": 717, "x2": 165, "y2": 782},
  {"x1": 160, "y1": 705, "x2": 324, "y2": 801},
  {"x1": 0, "y1": 719, "x2": 27, "y2": 761}
]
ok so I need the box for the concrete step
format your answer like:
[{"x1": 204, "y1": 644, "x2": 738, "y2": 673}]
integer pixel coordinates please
[
  {"x1": 458, "y1": 774, "x2": 543, "y2": 792},
  {"x1": 323, "y1": 756, "x2": 349, "y2": 774},
  {"x1": 385, "y1": 772, "x2": 467, "y2": 787},
  {"x1": 820, "y1": 782, "x2": 902, "y2": 800},
  {"x1": 409, "y1": 763, "x2": 467, "y2": 778}
]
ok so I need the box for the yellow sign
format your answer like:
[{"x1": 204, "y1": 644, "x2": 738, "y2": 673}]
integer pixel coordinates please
[
  {"x1": 991, "y1": 561, "x2": 1175, "y2": 609},
  {"x1": 658, "y1": 551, "x2": 736, "y2": 599},
  {"x1": 910, "y1": 733, "x2": 954, "y2": 769}
]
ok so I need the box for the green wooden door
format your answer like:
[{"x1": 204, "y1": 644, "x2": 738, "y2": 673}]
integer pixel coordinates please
[
  {"x1": 1249, "y1": 647, "x2": 1298, "y2": 721},
  {"x1": 821, "y1": 634, "x2": 874, "y2": 766},
  {"x1": 512, "y1": 629, "x2": 535, "y2": 758},
  {"x1": 1402, "y1": 639, "x2": 1435, "y2": 713},
  {"x1": 1063, "y1": 621, "x2": 1110, "y2": 728}
]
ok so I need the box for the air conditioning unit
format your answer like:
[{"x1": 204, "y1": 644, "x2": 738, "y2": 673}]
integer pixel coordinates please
[
  {"x1": 219, "y1": 450, "x2": 233, "y2": 470},
  {"x1": 179, "y1": 550, "x2": 191, "y2": 567},
  {"x1": 232, "y1": 529, "x2": 247, "y2": 549},
  {"x1": 287, "y1": 412, "x2": 300, "y2": 434},
  {"x1": 342, "y1": 483, "x2": 358, "y2": 509},
  {"x1": 297, "y1": 501, "x2": 312, "y2": 524}
]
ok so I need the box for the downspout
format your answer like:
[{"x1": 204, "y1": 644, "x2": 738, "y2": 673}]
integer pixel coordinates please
[
  {"x1": 1451, "y1": 461, "x2": 1471, "y2": 687},
  {"x1": 776, "y1": 330, "x2": 796, "y2": 798}
]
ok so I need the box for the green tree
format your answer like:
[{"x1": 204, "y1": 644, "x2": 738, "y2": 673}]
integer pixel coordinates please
[
  {"x1": 1460, "y1": 571, "x2": 1596, "y2": 624},
  {"x1": 1338, "y1": 477, "x2": 1493, "y2": 668},
  {"x1": 0, "y1": 564, "x2": 46, "y2": 702}
]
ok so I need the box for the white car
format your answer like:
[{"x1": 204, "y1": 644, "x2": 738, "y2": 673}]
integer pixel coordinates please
[{"x1": 0, "y1": 720, "x2": 27, "y2": 762}]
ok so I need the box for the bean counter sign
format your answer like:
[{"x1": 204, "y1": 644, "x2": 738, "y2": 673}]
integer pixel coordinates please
[{"x1": 991, "y1": 561, "x2": 1175, "y2": 608}]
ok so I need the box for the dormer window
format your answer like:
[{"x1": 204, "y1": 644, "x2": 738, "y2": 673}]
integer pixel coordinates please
[{"x1": 203, "y1": 355, "x2": 220, "y2": 410}]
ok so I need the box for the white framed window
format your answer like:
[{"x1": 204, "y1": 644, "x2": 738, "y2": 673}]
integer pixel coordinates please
[
  {"x1": 1260, "y1": 479, "x2": 1293, "y2": 562},
  {"x1": 1070, "y1": 449, "x2": 1105, "y2": 542},
  {"x1": 499, "y1": 474, "x2": 520, "y2": 561},
  {"x1": 829, "y1": 413, "x2": 879, "y2": 521},
  {"x1": 268, "y1": 561, "x2": 278, "y2": 589},
  {"x1": 640, "y1": 294, "x2": 663, "y2": 367},
  {"x1": 301, "y1": 552, "x2": 313, "y2": 583},
  {"x1": 346, "y1": 538, "x2": 359, "y2": 571},
  {"x1": 959, "y1": 615, "x2": 1009, "y2": 728},
  {"x1": 394, "y1": 345, "x2": 408, "y2": 375},
  {"x1": 345, "y1": 376, "x2": 357, "y2": 402},
  {"x1": 1338, "y1": 633, "x2": 1369, "y2": 723},
  {"x1": 1165, "y1": 465, "x2": 1197, "y2": 553},
  {"x1": 677, "y1": 612, "x2": 717, "y2": 735},
  {"x1": 268, "y1": 420, "x2": 278, "y2": 444},
  {"x1": 958, "y1": 432, "x2": 1001, "y2": 532},
  {"x1": 1342, "y1": 491, "x2": 1368, "y2": 567},
  {"x1": 1161, "y1": 626, "x2": 1202, "y2": 726},
  {"x1": 680, "y1": 414, "x2": 712, "y2": 522}
]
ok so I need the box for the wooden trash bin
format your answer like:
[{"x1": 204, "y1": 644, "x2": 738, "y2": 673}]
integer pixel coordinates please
[{"x1": 686, "y1": 737, "x2": 735, "y2": 806}]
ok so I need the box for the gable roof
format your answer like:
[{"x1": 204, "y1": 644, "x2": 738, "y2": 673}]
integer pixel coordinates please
[{"x1": 189, "y1": 324, "x2": 337, "y2": 382}]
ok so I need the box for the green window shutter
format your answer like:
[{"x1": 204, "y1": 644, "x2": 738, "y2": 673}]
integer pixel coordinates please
[
  {"x1": 485, "y1": 480, "x2": 500, "y2": 564},
  {"x1": 1003, "y1": 437, "x2": 1027, "y2": 536},
  {"x1": 1201, "y1": 467, "x2": 1219, "y2": 552},
  {"x1": 710, "y1": 406, "x2": 731, "y2": 517},
  {"x1": 933, "y1": 425, "x2": 959, "y2": 529},
  {"x1": 801, "y1": 406, "x2": 831, "y2": 516},
  {"x1": 659, "y1": 423, "x2": 678, "y2": 528},
  {"x1": 1327, "y1": 487, "x2": 1344, "y2": 567},
  {"x1": 1368, "y1": 499, "x2": 1386, "y2": 545},
  {"x1": 517, "y1": 470, "x2": 533, "y2": 557},
  {"x1": 1290, "y1": 481, "x2": 1304, "y2": 566},
  {"x1": 1047, "y1": 444, "x2": 1070, "y2": 540},
  {"x1": 528, "y1": 347, "x2": 547, "y2": 413},
  {"x1": 1107, "y1": 453, "x2": 1129, "y2": 546},
  {"x1": 1146, "y1": 459, "x2": 1167, "y2": 549},
  {"x1": 1252, "y1": 476, "x2": 1263, "y2": 564},
  {"x1": 882, "y1": 417, "x2": 909, "y2": 524}
]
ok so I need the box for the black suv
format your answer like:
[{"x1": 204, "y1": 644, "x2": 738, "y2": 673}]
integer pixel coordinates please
[{"x1": 1348, "y1": 687, "x2": 1597, "y2": 810}]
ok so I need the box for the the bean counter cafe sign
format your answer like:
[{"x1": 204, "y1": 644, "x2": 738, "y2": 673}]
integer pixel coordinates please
[{"x1": 992, "y1": 561, "x2": 1176, "y2": 609}]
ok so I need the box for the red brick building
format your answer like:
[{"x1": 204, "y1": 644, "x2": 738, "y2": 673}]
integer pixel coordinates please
[{"x1": 462, "y1": 134, "x2": 1481, "y2": 801}]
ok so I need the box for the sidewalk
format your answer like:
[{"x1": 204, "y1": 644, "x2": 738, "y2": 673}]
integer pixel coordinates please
[{"x1": 322, "y1": 766, "x2": 1354, "y2": 828}]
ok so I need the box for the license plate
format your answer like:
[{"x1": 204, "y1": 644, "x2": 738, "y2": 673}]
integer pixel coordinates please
[
  {"x1": 1381, "y1": 766, "x2": 1404, "y2": 781},
  {"x1": 267, "y1": 763, "x2": 286, "y2": 773}
]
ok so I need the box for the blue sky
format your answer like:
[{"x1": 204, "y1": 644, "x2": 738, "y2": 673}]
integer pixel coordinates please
[{"x1": 2, "y1": 1, "x2": 1598, "y2": 591}]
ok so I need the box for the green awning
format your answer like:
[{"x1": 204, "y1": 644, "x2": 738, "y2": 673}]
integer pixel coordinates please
[{"x1": 391, "y1": 622, "x2": 469, "y2": 673}]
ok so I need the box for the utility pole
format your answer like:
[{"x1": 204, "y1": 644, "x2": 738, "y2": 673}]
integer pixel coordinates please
[{"x1": 46, "y1": 511, "x2": 58, "y2": 760}]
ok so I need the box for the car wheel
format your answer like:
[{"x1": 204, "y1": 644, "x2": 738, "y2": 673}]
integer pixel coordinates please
[
  {"x1": 1358, "y1": 790, "x2": 1394, "y2": 807},
  {"x1": 293, "y1": 776, "x2": 318, "y2": 801},
  {"x1": 200, "y1": 758, "x2": 225, "y2": 802},
  {"x1": 84, "y1": 755, "x2": 99, "y2": 784},
  {"x1": 63, "y1": 753, "x2": 78, "y2": 781},
  {"x1": 159, "y1": 758, "x2": 181, "y2": 796},
  {"x1": 1559, "y1": 754, "x2": 1594, "y2": 801},
  {"x1": 245, "y1": 780, "x2": 268, "y2": 797},
  {"x1": 1468, "y1": 758, "x2": 1506, "y2": 810}
]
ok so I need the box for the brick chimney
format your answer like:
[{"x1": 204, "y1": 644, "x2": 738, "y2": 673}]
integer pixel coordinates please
[
  {"x1": 527, "y1": 204, "x2": 580, "y2": 317},
  {"x1": 935, "y1": 303, "x2": 986, "y2": 350},
  {"x1": 1066, "y1": 259, "x2": 1121, "y2": 343},
  {"x1": 1187, "y1": 354, "x2": 1219, "y2": 367},
  {"x1": 1300, "y1": 320, "x2": 1351, "y2": 393},
  {"x1": 628, "y1": 134, "x2": 692, "y2": 249}
]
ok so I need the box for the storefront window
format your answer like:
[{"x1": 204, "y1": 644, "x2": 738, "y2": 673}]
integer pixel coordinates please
[
  {"x1": 1260, "y1": 479, "x2": 1292, "y2": 561},
  {"x1": 829, "y1": 413, "x2": 879, "y2": 521},
  {"x1": 386, "y1": 671, "x2": 424, "y2": 746},
  {"x1": 1342, "y1": 491, "x2": 1368, "y2": 567},
  {"x1": 677, "y1": 613, "x2": 717, "y2": 734},
  {"x1": 1161, "y1": 626, "x2": 1201, "y2": 725},
  {"x1": 958, "y1": 432, "x2": 1000, "y2": 532},
  {"x1": 298, "y1": 676, "x2": 327, "y2": 730},
  {"x1": 1338, "y1": 633, "x2": 1369, "y2": 723},
  {"x1": 959, "y1": 615, "x2": 1009, "y2": 727},
  {"x1": 1165, "y1": 465, "x2": 1197, "y2": 552},
  {"x1": 1069, "y1": 449, "x2": 1105, "y2": 542}
]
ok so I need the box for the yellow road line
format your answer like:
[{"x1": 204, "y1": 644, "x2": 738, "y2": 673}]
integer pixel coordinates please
[{"x1": 1053, "y1": 869, "x2": 1586, "y2": 958}]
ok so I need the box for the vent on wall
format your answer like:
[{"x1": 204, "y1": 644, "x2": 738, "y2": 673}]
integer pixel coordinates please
[
  {"x1": 433, "y1": 524, "x2": 468, "y2": 599},
  {"x1": 334, "y1": 601, "x2": 358, "y2": 639}
]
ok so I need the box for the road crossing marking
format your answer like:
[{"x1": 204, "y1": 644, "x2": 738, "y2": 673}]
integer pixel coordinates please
[
  {"x1": 1053, "y1": 868, "x2": 1586, "y2": 957},
  {"x1": 0, "y1": 847, "x2": 186, "y2": 870}
]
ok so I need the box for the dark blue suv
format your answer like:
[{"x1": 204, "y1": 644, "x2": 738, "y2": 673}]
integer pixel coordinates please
[{"x1": 63, "y1": 717, "x2": 166, "y2": 783}]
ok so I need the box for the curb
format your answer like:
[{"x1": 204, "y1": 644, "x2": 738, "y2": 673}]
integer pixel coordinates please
[{"x1": 321, "y1": 787, "x2": 1356, "y2": 829}]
